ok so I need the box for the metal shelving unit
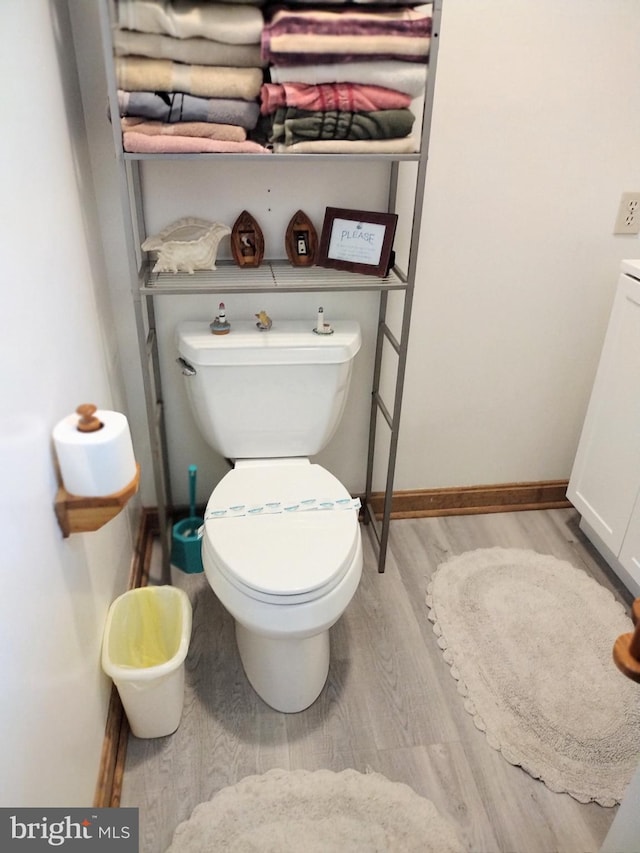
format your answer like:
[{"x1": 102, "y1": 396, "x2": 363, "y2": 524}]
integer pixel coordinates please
[{"x1": 97, "y1": 0, "x2": 442, "y2": 573}]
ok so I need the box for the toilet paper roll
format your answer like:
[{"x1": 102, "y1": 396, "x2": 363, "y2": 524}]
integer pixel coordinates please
[{"x1": 53, "y1": 408, "x2": 137, "y2": 497}]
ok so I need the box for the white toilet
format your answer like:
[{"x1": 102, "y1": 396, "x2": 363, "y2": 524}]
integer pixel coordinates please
[{"x1": 176, "y1": 318, "x2": 363, "y2": 712}]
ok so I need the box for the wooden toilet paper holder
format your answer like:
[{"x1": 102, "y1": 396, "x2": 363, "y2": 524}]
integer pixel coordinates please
[{"x1": 55, "y1": 464, "x2": 141, "y2": 538}]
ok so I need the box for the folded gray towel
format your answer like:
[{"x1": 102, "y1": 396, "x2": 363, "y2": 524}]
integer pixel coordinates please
[{"x1": 117, "y1": 90, "x2": 260, "y2": 129}]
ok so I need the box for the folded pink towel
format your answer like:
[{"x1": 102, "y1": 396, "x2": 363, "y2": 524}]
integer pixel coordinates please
[
  {"x1": 260, "y1": 82, "x2": 411, "y2": 115},
  {"x1": 121, "y1": 117, "x2": 247, "y2": 141},
  {"x1": 123, "y1": 131, "x2": 270, "y2": 154}
]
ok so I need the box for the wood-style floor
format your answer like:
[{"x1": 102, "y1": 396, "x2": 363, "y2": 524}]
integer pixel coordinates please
[{"x1": 119, "y1": 508, "x2": 634, "y2": 852}]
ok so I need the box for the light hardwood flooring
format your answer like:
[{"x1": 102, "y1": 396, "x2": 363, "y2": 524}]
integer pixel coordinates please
[{"x1": 119, "y1": 508, "x2": 634, "y2": 852}]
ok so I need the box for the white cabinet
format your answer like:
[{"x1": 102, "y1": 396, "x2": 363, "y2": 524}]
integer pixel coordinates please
[
  {"x1": 618, "y1": 491, "x2": 640, "y2": 590},
  {"x1": 567, "y1": 260, "x2": 640, "y2": 596}
]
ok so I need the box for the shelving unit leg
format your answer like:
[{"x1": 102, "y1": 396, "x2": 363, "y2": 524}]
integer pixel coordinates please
[{"x1": 364, "y1": 286, "x2": 413, "y2": 573}]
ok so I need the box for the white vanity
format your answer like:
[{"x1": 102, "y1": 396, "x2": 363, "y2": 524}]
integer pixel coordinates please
[{"x1": 567, "y1": 259, "x2": 640, "y2": 597}]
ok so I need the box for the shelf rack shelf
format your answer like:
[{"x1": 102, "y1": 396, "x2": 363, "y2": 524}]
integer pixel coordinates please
[
  {"x1": 96, "y1": 0, "x2": 443, "y2": 574},
  {"x1": 124, "y1": 152, "x2": 423, "y2": 163},
  {"x1": 141, "y1": 260, "x2": 408, "y2": 294}
]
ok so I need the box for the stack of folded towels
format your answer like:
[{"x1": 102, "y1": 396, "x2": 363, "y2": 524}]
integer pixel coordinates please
[
  {"x1": 114, "y1": 0, "x2": 270, "y2": 153},
  {"x1": 260, "y1": 0, "x2": 433, "y2": 154}
]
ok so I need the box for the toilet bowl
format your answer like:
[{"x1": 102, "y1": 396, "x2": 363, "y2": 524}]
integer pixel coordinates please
[
  {"x1": 176, "y1": 319, "x2": 363, "y2": 712},
  {"x1": 201, "y1": 458, "x2": 363, "y2": 712}
]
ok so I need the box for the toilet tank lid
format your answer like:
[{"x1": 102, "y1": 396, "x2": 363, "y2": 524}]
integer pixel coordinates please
[{"x1": 176, "y1": 320, "x2": 361, "y2": 366}]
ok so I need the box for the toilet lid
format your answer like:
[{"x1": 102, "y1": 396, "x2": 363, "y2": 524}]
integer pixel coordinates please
[{"x1": 203, "y1": 461, "x2": 359, "y2": 599}]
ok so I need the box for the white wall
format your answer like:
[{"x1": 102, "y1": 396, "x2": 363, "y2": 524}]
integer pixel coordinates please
[
  {"x1": 396, "y1": 0, "x2": 640, "y2": 489},
  {"x1": 0, "y1": 1, "x2": 137, "y2": 805}
]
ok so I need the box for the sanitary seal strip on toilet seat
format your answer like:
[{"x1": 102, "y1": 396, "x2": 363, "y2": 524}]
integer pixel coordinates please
[
  {"x1": 205, "y1": 497, "x2": 360, "y2": 520},
  {"x1": 203, "y1": 461, "x2": 361, "y2": 598}
]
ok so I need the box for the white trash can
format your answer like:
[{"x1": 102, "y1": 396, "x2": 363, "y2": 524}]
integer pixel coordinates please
[{"x1": 101, "y1": 586, "x2": 192, "y2": 738}]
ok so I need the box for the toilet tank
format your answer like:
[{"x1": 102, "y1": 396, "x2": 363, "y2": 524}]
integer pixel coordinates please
[{"x1": 176, "y1": 319, "x2": 361, "y2": 458}]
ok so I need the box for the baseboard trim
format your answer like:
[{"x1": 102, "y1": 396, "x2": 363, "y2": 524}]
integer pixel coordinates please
[
  {"x1": 93, "y1": 508, "x2": 159, "y2": 808},
  {"x1": 368, "y1": 480, "x2": 571, "y2": 519}
]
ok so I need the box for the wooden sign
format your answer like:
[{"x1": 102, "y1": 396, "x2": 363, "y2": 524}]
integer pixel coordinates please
[{"x1": 318, "y1": 206, "x2": 397, "y2": 278}]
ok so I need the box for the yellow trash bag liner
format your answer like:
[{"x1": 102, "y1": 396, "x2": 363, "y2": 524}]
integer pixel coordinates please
[
  {"x1": 102, "y1": 586, "x2": 192, "y2": 674},
  {"x1": 101, "y1": 586, "x2": 192, "y2": 738}
]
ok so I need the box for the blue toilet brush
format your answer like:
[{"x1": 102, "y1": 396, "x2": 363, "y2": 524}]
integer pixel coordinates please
[{"x1": 170, "y1": 464, "x2": 204, "y2": 574}]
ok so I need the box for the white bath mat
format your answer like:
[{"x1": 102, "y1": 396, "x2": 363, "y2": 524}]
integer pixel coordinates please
[
  {"x1": 166, "y1": 768, "x2": 464, "y2": 852},
  {"x1": 426, "y1": 547, "x2": 640, "y2": 805}
]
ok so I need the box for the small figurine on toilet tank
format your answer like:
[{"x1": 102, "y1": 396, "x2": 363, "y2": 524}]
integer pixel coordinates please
[
  {"x1": 255, "y1": 310, "x2": 272, "y2": 331},
  {"x1": 313, "y1": 306, "x2": 333, "y2": 335},
  {"x1": 210, "y1": 302, "x2": 230, "y2": 335}
]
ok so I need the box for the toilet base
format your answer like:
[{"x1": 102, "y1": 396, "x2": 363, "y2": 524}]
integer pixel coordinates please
[{"x1": 235, "y1": 622, "x2": 330, "y2": 713}]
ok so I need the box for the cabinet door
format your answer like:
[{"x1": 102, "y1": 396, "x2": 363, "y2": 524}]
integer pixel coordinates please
[
  {"x1": 567, "y1": 273, "x2": 640, "y2": 554},
  {"x1": 618, "y1": 491, "x2": 640, "y2": 592}
]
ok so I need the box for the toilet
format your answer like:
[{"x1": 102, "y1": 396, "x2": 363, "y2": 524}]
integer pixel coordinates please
[{"x1": 176, "y1": 318, "x2": 363, "y2": 712}]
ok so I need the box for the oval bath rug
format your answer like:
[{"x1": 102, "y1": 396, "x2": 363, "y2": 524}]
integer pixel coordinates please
[
  {"x1": 166, "y1": 768, "x2": 465, "y2": 852},
  {"x1": 426, "y1": 547, "x2": 640, "y2": 806}
]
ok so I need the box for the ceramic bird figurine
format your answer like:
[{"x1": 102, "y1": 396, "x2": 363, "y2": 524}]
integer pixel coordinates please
[{"x1": 255, "y1": 311, "x2": 272, "y2": 331}]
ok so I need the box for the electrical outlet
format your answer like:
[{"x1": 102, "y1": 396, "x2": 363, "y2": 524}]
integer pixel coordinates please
[{"x1": 614, "y1": 192, "x2": 640, "y2": 235}]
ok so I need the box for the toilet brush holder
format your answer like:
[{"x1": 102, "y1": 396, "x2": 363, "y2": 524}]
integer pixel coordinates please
[{"x1": 171, "y1": 465, "x2": 204, "y2": 574}]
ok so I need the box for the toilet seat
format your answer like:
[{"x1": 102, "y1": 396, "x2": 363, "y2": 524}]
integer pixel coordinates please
[{"x1": 203, "y1": 460, "x2": 360, "y2": 605}]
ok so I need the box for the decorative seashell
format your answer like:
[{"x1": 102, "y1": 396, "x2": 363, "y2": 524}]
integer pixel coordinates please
[{"x1": 141, "y1": 217, "x2": 231, "y2": 274}]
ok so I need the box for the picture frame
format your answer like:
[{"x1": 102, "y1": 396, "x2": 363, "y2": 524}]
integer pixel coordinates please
[{"x1": 317, "y1": 207, "x2": 398, "y2": 278}]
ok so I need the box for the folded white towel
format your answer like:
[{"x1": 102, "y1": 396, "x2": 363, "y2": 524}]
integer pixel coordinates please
[
  {"x1": 270, "y1": 61, "x2": 427, "y2": 98},
  {"x1": 273, "y1": 136, "x2": 419, "y2": 154},
  {"x1": 118, "y1": 0, "x2": 263, "y2": 45},
  {"x1": 114, "y1": 28, "x2": 265, "y2": 67}
]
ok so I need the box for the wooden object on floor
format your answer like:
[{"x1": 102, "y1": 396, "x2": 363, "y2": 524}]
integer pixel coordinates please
[
  {"x1": 613, "y1": 598, "x2": 640, "y2": 683},
  {"x1": 55, "y1": 464, "x2": 140, "y2": 538},
  {"x1": 230, "y1": 210, "x2": 264, "y2": 268},
  {"x1": 285, "y1": 210, "x2": 318, "y2": 267}
]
